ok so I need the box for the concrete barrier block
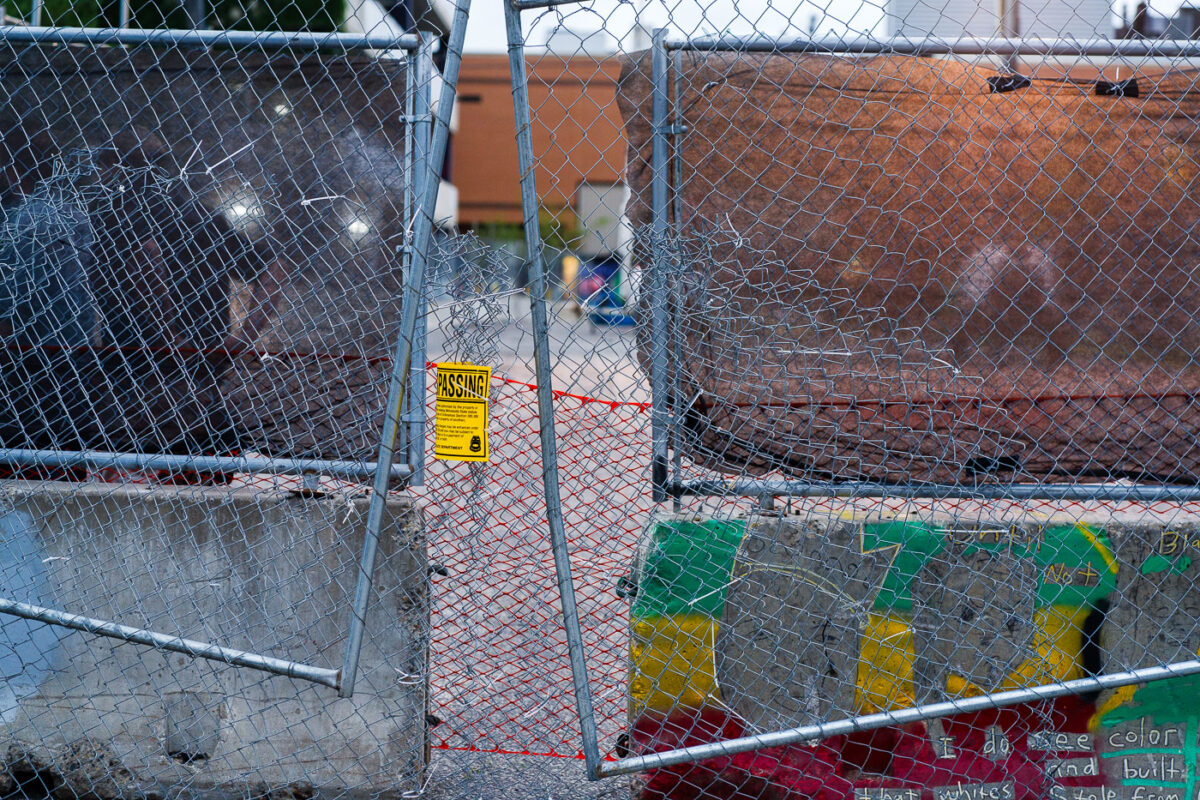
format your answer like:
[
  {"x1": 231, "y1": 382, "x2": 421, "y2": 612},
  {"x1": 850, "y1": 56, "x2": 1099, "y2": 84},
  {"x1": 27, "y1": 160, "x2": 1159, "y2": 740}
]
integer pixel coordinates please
[
  {"x1": 714, "y1": 514, "x2": 897, "y2": 731},
  {"x1": 1092, "y1": 523, "x2": 1200, "y2": 798},
  {"x1": 0, "y1": 481, "x2": 428, "y2": 797},
  {"x1": 910, "y1": 536, "x2": 1041, "y2": 702},
  {"x1": 633, "y1": 501, "x2": 1200, "y2": 799}
]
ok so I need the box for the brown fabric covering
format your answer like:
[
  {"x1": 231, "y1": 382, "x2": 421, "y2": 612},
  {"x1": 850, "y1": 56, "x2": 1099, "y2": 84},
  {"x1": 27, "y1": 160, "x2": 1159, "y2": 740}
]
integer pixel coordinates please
[
  {"x1": 618, "y1": 52, "x2": 1200, "y2": 483},
  {"x1": 0, "y1": 46, "x2": 411, "y2": 462}
]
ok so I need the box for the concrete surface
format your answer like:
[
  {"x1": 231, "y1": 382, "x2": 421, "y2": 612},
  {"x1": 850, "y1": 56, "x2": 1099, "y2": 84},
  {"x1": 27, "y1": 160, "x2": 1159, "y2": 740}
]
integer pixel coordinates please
[
  {"x1": 713, "y1": 501, "x2": 1200, "y2": 710},
  {"x1": 0, "y1": 481, "x2": 428, "y2": 798},
  {"x1": 717, "y1": 515, "x2": 896, "y2": 731}
]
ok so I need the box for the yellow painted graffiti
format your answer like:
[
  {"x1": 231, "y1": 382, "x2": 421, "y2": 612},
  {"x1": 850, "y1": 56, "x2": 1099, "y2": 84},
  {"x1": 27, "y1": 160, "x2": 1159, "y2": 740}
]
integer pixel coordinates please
[{"x1": 631, "y1": 605, "x2": 1091, "y2": 717}]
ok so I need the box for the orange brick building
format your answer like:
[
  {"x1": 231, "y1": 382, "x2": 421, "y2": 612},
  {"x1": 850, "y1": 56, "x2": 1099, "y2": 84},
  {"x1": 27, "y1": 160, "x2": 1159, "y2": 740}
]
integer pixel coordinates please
[{"x1": 454, "y1": 53, "x2": 627, "y2": 229}]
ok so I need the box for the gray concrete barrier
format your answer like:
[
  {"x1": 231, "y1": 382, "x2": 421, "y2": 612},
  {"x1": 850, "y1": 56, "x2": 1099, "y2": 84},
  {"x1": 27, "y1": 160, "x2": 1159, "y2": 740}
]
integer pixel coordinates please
[
  {"x1": 0, "y1": 481, "x2": 428, "y2": 798},
  {"x1": 634, "y1": 501, "x2": 1200, "y2": 796}
]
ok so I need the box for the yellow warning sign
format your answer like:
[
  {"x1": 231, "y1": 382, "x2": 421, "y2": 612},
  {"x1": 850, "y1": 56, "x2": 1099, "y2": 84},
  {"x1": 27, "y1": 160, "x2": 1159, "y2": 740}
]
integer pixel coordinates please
[{"x1": 434, "y1": 363, "x2": 491, "y2": 462}]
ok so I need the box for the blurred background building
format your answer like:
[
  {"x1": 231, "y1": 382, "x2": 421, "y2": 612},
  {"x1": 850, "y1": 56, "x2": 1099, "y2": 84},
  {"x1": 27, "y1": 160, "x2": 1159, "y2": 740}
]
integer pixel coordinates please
[{"x1": 454, "y1": 36, "x2": 631, "y2": 311}]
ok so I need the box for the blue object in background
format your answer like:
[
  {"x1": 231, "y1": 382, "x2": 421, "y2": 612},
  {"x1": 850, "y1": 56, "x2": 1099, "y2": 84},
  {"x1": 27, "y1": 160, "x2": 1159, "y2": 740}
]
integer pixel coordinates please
[
  {"x1": 0, "y1": 511, "x2": 63, "y2": 723},
  {"x1": 578, "y1": 257, "x2": 621, "y2": 306},
  {"x1": 579, "y1": 257, "x2": 634, "y2": 326},
  {"x1": 0, "y1": 193, "x2": 98, "y2": 452}
]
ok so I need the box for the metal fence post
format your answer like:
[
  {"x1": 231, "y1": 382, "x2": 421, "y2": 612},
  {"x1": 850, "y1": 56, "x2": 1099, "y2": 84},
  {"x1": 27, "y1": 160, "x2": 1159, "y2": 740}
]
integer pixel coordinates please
[
  {"x1": 339, "y1": 0, "x2": 468, "y2": 692},
  {"x1": 338, "y1": 33, "x2": 435, "y2": 700},
  {"x1": 669, "y1": 46, "x2": 684, "y2": 513},
  {"x1": 410, "y1": 269, "x2": 429, "y2": 485},
  {"x1": 393, "y1": 49, "x2": 417, "y2": 494},
  {"x1": 409, "y1": 67, "x2": 432, "y2": 487},
  {"x1": 394, "y1": 41, "x2": 431, "y2": 489},
  {"x1": 649, "y1": 28, "x2": 671, "y2": 503},
  {"x1": 503, "y1": 0, "x2": 603, "y2": 777}
]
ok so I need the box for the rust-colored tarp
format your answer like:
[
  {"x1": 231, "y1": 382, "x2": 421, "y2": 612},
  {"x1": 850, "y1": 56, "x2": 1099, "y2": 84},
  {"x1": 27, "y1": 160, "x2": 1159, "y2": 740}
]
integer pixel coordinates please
[
  {"x1": 618, "y1": 53, "x2": 1200, "y2": 483},
  {"x1": 0, "y1": 46, "x2": 411, "y2": 462}
]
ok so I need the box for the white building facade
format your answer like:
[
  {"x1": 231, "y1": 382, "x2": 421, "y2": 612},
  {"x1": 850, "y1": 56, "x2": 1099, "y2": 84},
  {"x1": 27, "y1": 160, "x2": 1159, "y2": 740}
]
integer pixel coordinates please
[{"x1": 886, "y1": 0, "x2": 1111, "y2": 38}]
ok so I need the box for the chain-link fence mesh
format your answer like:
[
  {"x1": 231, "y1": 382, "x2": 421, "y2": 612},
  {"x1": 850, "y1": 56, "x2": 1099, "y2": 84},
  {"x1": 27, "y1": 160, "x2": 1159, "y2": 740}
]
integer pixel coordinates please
[
  {"x1": 0, "y1": 15, "x2": 451, "y2": 799},
  {"x1": 482, "y1": 1, "x2": 1200, "y2": 797},
  {"x1": 12, "y1": 0, "x2": 1200, "y2": 797}
]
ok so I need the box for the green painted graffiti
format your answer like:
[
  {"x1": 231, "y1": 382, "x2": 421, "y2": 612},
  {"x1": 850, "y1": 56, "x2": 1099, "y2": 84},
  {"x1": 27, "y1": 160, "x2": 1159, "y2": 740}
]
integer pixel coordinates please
[{"x1": 631, "y1": 516, "x2": 1119, "y2": 620}]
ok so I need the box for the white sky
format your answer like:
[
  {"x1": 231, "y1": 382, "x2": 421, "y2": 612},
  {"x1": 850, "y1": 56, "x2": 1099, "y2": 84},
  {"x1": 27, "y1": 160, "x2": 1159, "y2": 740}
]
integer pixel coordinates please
[
  {"x1": 461, "y1": 0, "x2": 1190, "y2": 53},
  {"x1": 463, "y1": 0, "x2": 888, "y2": 53}
]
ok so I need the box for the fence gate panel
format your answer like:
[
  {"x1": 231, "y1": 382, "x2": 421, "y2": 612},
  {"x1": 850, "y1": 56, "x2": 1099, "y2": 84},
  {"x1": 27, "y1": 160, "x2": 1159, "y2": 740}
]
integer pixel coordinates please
[
  {"x1": 499, "y1": 0, "x2": 1200, "y2": 796},
  {"x1": 0, "y1": 7, "x2": 466, "y2": 794}
]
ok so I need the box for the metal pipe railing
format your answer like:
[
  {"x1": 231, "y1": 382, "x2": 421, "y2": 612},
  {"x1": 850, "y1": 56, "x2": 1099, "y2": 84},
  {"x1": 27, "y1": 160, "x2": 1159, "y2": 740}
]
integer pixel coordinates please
[
  {"x1": 596, "y1": 657, "x2": 1200, "y2": 777},
  {"x1": 648, "y1": 29, "x2": 671, "y2": 504},
  {"x1": 502, "y1": 0, "x2": 604, "y2": 777},
  {"x1": 0, "y1": 448, "x2": 410, "y2": 481},
  {"x1": 339, "y1": 0, "x2": 472, "y2": 694},
  {"x1": 0, "y1": 596, "x2": 340, "y2": 688},
  {"x1": 0, "y1": 25, "x2": 423, "y2": 50},
  {"x1": 667, "y1": 33, "x2": 1200, "y2": 57},
  {"x1": 337, "y1": 34, "x2": 438, "y2": 700},
  {"x1": 678, "y1": 478, "x2": 1200, "y2": 502}
]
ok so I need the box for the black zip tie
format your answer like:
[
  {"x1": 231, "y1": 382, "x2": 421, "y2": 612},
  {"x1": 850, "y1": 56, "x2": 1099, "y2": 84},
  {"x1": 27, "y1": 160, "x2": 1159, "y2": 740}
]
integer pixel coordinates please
[
  {"x1": 987, "y1": 74, "x2": 1032, "y2": 93},
  {"x1": 1096, "y1": 77, "x2": 1140, "y2": 97}
]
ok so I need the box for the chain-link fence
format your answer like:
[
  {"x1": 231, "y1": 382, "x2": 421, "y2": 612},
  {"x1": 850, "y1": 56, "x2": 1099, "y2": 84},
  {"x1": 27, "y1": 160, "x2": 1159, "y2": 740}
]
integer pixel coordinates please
[
  {"x1": 0, "y1": 6, "x2": 466, "y2": 796},
  {"x1": 12, "y1": 0, "x2": 1200, "y2": 796},
  {"x1": 494, "y1": 0, "x2": 1200, "y2": 797}
]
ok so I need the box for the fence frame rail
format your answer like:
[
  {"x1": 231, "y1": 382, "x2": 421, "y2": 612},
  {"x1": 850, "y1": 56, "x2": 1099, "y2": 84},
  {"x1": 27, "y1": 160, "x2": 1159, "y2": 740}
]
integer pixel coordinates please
[
  {"x1": 644, "y1": 28, "x2": 1200, "y2": 507},
  {"x1": 503, "y1": 0, "x2": 604, "y2": 775},
  {"x1": 663, "y1": 33, "x2": 1200, "y2": 56},
  {"x1": 0, "y1": 16, "x2": 466, "y2": 697},
  {"x1": 596, "y1": 657, "x2": 1200, "y2": 778},
  {"x1": 503, "y1": 15, "x2": 1200, "y2": 779}
]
